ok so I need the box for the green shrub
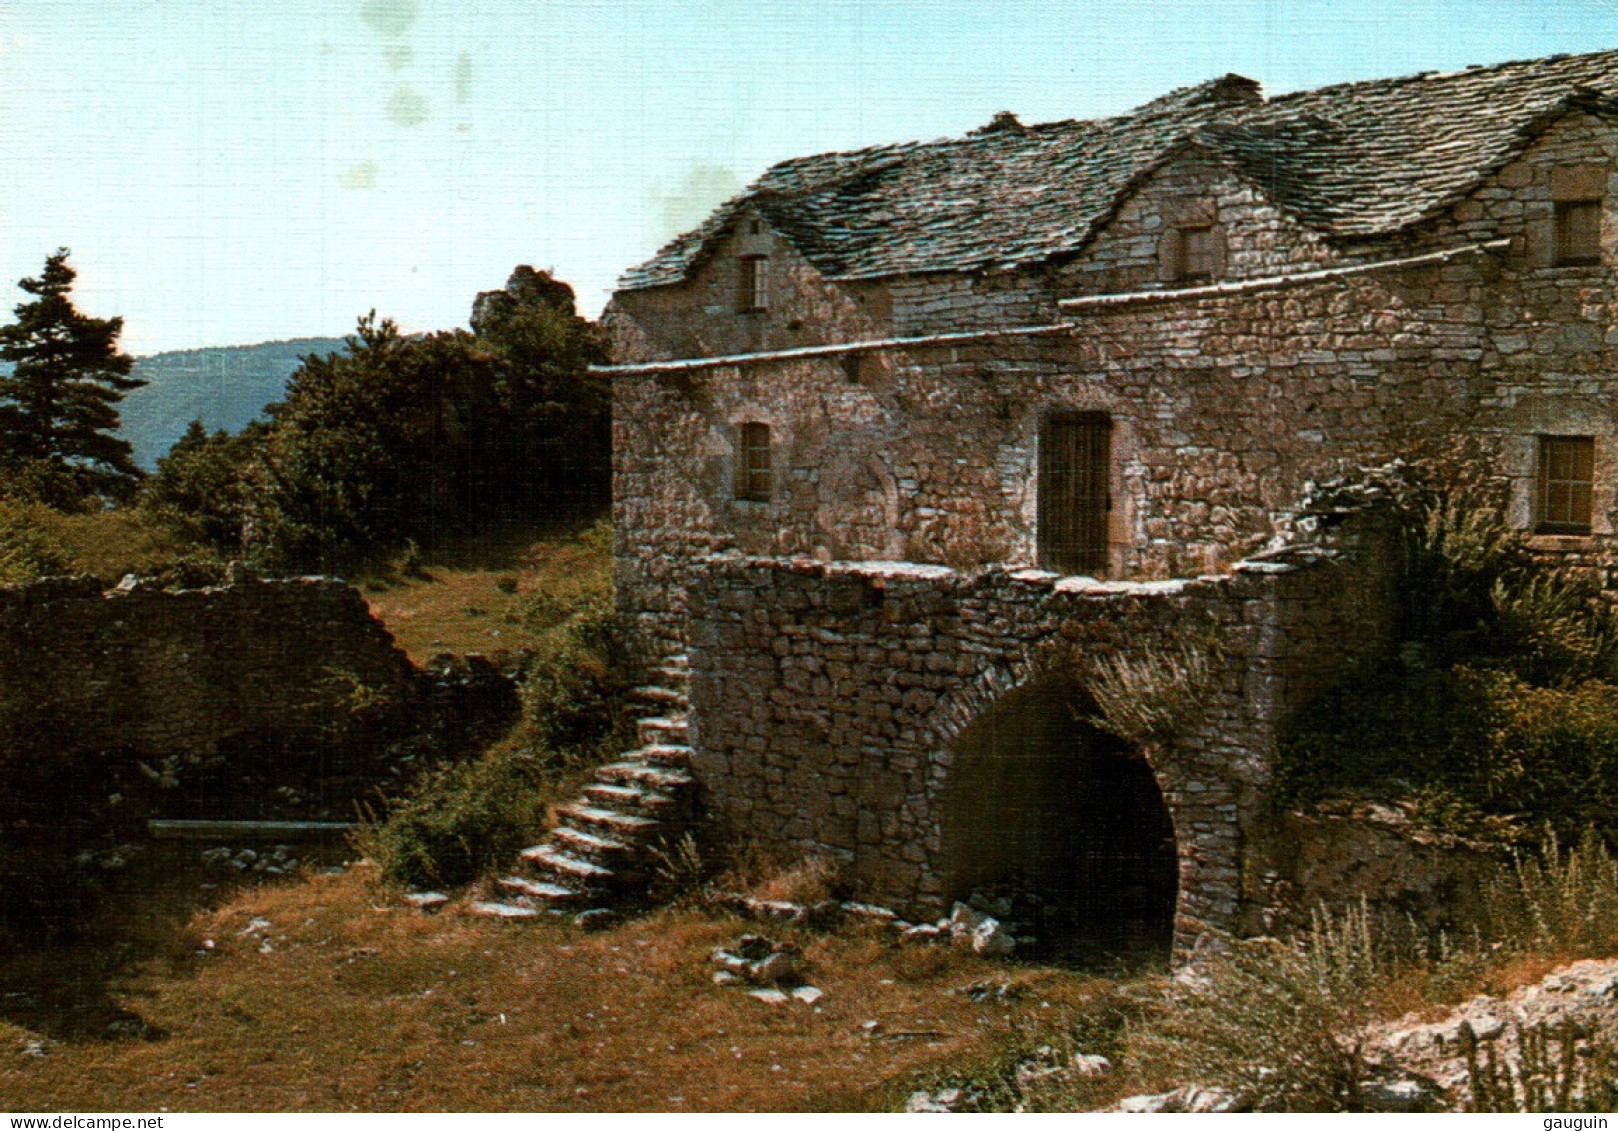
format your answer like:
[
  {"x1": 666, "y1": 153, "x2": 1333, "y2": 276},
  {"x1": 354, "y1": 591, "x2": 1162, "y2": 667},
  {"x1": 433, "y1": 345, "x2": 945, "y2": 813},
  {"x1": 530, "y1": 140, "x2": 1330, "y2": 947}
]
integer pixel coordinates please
[
  {"x1": 1130, "y1": 904, "x2": 1390, "y2": 1111},
  {"x1": 363, "y1": 556, "x2": 627, "y2": 888},
  {"x1": 359, "y1": 744, "x2": 551, "y2": 889},
  {"x1": 1482, "y1": 829, "x2": 1618, "y2": 959},
  {"x1": 0, "y1": 498, "x2": 70, "y2": 583}
]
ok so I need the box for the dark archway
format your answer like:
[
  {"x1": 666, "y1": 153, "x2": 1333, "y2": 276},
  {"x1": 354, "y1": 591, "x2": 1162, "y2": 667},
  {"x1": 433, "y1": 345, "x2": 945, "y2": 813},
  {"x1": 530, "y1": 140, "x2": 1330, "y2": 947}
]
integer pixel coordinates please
[{"x1": 941, "y1": 678, "x2": 1178, "y2": 966}]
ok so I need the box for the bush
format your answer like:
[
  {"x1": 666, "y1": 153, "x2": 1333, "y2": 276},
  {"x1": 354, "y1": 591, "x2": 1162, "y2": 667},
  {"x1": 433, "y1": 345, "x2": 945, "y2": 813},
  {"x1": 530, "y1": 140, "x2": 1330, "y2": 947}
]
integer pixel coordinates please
[
  {"x1": 363, "y1": 552, "x2": 628, "y2": 888},
  {"x1": 1130, "y1": 904, "x2": 1390, "y2": 1111},
  {"x1": 359, "y1": 744, "x2": 551, "y2": 890}
]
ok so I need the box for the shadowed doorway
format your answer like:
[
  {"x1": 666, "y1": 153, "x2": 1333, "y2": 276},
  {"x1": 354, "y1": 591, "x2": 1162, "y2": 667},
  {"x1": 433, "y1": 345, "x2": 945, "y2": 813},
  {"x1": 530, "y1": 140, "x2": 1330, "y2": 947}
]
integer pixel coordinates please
[{"x1": 941, "y1": 678, "x2": 1178, "y2": 967}]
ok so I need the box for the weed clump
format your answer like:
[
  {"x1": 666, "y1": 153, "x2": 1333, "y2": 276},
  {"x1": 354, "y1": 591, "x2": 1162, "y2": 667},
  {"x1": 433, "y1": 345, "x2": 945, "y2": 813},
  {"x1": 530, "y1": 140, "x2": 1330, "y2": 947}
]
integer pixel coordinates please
[{"x1": 1278, "y1": 446, "x2": 1618, "y2": 844}]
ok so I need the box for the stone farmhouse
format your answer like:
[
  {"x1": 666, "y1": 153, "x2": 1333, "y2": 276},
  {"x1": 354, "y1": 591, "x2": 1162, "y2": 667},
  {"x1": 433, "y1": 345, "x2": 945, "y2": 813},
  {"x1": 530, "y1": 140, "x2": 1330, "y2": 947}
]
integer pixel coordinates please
[{"x1": 523, "y1": 49, "x2": 1618, "y2": 958}]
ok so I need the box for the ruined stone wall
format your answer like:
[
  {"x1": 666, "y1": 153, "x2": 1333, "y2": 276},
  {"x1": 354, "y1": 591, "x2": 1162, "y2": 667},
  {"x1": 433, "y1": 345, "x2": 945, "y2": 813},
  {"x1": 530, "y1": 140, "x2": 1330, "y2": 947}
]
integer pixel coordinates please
[
  {"x1": 0, "y1": 575, "x2": 418, "y2": 762},
  {"x1": 686, "y1": 515, "x2": 1397, "y2": 946}
]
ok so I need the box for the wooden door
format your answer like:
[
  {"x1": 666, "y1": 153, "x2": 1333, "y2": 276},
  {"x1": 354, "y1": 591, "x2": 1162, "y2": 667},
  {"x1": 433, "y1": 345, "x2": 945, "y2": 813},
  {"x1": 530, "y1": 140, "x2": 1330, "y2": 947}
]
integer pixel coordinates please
[{"x1": 1038, "y1": 411, "x2": 1110, "y2": 576}]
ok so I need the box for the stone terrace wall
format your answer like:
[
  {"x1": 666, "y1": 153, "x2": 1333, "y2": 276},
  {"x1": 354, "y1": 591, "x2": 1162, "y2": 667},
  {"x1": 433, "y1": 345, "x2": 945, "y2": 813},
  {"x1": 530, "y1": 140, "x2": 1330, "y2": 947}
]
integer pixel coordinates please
[
  {"x1": 0, "y1": 574, "x2": 418, "y2": 762},
  {"x1": 686, "y1": 514, "x2": 1396, "y2": 949}
]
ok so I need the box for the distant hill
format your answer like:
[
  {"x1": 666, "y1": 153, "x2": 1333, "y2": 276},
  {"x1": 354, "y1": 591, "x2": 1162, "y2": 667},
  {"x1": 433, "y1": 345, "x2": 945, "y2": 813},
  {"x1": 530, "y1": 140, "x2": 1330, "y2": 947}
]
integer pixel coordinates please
[{"x1": 116, "y1": 337, "x2": 347, "y2": 468}]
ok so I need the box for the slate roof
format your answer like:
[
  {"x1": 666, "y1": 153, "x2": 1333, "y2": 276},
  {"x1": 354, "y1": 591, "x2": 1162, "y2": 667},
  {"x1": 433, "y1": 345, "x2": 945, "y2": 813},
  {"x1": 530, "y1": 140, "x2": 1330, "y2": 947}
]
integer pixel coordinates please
[{"x1": 618, "y1": 47, "x2": 1618, "y2": 292}]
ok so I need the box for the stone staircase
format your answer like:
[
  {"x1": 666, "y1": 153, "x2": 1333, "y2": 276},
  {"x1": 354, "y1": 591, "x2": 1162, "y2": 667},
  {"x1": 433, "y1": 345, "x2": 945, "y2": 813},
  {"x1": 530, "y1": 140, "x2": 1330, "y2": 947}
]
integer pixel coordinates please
[{"x1": 492, "y1": 654, "x2": 697, "y2": 915}]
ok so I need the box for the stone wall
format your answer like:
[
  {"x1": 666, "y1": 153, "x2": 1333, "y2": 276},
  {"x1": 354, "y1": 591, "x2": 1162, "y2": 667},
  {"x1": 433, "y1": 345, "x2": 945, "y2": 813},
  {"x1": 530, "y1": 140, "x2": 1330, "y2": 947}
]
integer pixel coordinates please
[
  {"x1": 0, "y1": 574, "x2": 419, "y2": 764},
  {"x1": 686, "y1": 513, "x2": 1396, "y2": 949}
]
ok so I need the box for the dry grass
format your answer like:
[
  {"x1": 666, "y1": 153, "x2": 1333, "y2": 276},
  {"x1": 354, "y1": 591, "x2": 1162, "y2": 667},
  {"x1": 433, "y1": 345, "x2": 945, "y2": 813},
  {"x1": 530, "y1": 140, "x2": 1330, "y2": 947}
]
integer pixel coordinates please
[
  {"x1": 0, "y1": 866, "x2": 1117, "y2": 1113},
  {"x1": 362, "y1": 522, "x2": 611, "y2": 663}
]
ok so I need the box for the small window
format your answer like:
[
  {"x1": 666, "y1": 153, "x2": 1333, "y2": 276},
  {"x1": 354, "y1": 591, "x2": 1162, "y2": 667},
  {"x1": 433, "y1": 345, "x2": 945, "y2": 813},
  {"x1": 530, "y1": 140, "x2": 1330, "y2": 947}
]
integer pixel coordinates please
[
  {"x1": 1537, "y1": 435, "x2": 1595, "y2": 534},
  {"x1": 736, "y1": 422, "x2": 772, "y2": 502},
  {"x1": 1178, "y1": 225, "x2": 1222, "y2": 282},
  {"x1": 1555, "y1": 200, "x2": 1602, "y2": 266},
  {"x1": 740, "y1": 256, "x2": 769, "y2": 313}
]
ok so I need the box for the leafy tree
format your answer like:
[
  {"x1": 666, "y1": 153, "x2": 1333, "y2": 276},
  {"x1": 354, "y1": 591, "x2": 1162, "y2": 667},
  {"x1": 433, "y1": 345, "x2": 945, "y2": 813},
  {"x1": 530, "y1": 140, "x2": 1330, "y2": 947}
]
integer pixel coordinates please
[
  {"x1": 143, "y1": 418, "x2": 264, "y2": 554},
  {"x1": 251, "y1": 269, "x2": 608, "y2": 572},
  {"x1": 0, "y1": 250, "x2": 145, "y2": 505}
]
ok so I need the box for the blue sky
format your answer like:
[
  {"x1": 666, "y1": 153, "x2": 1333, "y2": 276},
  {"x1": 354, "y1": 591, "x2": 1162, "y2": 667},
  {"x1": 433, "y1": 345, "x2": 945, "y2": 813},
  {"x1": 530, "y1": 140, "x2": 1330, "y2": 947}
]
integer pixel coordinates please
[{"x1": 5, "y1": 0, "x2": 1618, "y2": 354}]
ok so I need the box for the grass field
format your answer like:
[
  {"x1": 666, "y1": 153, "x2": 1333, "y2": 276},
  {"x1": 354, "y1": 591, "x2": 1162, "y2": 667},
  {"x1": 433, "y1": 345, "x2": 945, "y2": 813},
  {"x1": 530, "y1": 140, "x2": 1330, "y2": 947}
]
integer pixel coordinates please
[{"x1": 0, "y1": 862, "x2": 1131, "y2": 1113}]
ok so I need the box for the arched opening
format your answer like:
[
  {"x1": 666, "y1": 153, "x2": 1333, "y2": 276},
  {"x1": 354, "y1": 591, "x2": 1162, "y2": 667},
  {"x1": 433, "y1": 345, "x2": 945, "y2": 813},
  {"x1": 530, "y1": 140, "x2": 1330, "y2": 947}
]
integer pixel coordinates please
[{"x1": 941, "y1": 679, "x2": 1178, "y2": 967}]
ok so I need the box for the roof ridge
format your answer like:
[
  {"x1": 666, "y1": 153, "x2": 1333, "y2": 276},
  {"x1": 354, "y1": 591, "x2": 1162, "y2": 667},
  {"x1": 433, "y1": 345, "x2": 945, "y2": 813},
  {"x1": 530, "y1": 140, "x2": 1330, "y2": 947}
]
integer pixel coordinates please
[{"x1": 1267, "y1": 43, "x2": 1618, "y2": 107}]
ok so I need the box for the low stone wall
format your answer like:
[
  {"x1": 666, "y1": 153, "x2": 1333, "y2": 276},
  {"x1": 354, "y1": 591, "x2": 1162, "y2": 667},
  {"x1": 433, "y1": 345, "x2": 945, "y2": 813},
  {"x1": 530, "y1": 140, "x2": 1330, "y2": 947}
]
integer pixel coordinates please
[
  {"x1": 0, "y1": 574, "x2": 419, "y2": 764},
  {"x1": 686, "y1": 514, "x2": 1397, "y2": 949}
]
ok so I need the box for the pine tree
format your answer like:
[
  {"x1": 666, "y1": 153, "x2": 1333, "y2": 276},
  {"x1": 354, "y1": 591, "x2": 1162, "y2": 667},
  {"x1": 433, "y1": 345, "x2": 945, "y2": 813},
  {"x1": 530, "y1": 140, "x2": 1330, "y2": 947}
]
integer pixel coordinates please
[{"x1": 0, "y1": 249, "x2": 145, "y2": 504}]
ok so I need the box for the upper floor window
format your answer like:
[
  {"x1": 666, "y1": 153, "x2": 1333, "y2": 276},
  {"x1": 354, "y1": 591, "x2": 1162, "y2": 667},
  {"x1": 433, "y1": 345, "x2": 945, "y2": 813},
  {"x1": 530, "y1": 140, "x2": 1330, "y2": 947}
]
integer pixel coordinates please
[
  {"x1": 1177, "y1": 224, "x2": 1223, "y2": 283},
  {"x1": 1551, "y1": 165, "x2": 1605, "y2": 266},
  {"x1": 740, "y1": 255, "x2": 769, "y2": 313},
  {"x1": 1555, "y1": 200, "x2": 1602, "y2": 265},
  {"x1": 1536, "y1": 435, "x2": 1594, "y2": 535},
  {"x1": 736, "y1": 422, "x2": 772, "y2": 502},
  {"x1": 1160, "y1": 203, "x2": 1225, "y2": 285}
]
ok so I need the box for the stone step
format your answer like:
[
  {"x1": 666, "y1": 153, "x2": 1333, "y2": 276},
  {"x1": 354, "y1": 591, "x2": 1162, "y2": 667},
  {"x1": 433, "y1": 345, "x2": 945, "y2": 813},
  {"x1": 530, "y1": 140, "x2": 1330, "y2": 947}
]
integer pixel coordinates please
[
  {"x1": 497, "y1": 874, "x2": 586, "y2": 907},
  {"x1": 520, "y1": 843, "x2": 617, "y2": 888},
  {"x1": 650, "y1": 665, "x2": 691, "y2": 688},
  {"x1": 552, "y1": 824, "x2": 639, "y2": 862},
  {"x1": 632, "y1": 742, "x2": 693, "y2": 768},
  {"x1": 596, "y1": 761, "x2": 698, "y2": 792},
  {"x1": 583, "y1": 782, "x2": 685, "y2": 816},
  {"x1": 631, "y1": 685, "x2": 689, "y2": 711},
  {"x1": 637, "y1": 716, "x2": 690, "y2": 746},
  {"x1": 557, "y1": 803, "x2": 664, "y2": 840}
]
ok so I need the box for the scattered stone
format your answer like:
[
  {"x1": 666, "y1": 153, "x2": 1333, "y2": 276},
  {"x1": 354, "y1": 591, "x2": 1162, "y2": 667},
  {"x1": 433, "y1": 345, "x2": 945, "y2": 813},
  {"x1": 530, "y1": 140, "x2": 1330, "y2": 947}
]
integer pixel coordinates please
[
  {"x1": 970, "y1": 916, "x2": 1016, "y2": 956},
  {"x1": 901, "y1": 923, "x2": 946, "y2": 944},
  {"x1": 904, "y1": 1088, "x2": 974, "y2": 1113},
  {"x1": 956, "y1": 980, "x2": 1023, "y2": 1003},
  {"x1": 747, "y1": 988, "x2": 789, "y2": 1005},
  {"x1": 712, "y1": 970, "x2": 742, "y2": 986},
  {"x1": 1115, "y1": 1086, "x2": 1237, "y2": 1113},
  {"x1": 1071, "y1": 1053, "x2": 1112, "y2": 1078},
  {"x1": 790, "y1": 985, "x2": 823, "y2": 1004},
  {"x1": 709, "y1": 934, "x2": 804, "y2": 986},
  {"x1": 403, "y1": 891, "x2": 450, "y2": 911},
  {"x1": 469, "y1": 901, "x2": 537, "y2": 919},
  {"x1": 750, "y1": 950, "x2": 800, "y2": 986},
  {"x1": 574, "y1": 908, "x2": 619, "y2": 932},
  {"x1": 1359, "y1": 1078, "x2": 1438, "y2": 1113},
  {"x1": 841, "y1": 901, "x2": 899, "y2": 921},
  {"x1": 21, "y1": 1040, "x2": 46, "y2": 1058},
  {"x1": 947, "y1": 901, "x2": 987, "y2": 941},
  {"x1": 239, "y1": 917, "x2": 272, "y2": 936}
]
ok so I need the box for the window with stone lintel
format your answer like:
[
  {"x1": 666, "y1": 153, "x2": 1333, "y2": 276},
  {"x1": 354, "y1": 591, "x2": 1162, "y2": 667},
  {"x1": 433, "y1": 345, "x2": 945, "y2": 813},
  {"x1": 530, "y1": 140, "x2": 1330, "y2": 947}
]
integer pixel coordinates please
[
  {"x1": 736, "y1": 422, "x2": 772, "y2": 502},
  {"x1": 1536, "y1": 435, "x2": 1594, "y2": 535}
]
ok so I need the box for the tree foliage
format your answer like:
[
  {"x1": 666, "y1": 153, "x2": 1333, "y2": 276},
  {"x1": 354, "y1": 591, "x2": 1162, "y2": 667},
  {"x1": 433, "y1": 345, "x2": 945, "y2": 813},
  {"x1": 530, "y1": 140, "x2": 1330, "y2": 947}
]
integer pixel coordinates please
[
  {"x1": 249, "y1": 268, "x2": 609, "y2": 572},
  {"x1": 143, "y1": 419, "x2": 264, "y2": 554},
  {"x1": 0, "y1": 250, "x2": 144, "y2": 505}
]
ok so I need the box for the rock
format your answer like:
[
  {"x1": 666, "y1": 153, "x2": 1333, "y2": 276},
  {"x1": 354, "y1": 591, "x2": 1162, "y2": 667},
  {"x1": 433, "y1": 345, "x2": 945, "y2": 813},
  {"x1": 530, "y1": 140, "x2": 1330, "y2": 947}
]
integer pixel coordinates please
[
  {"x1": 904, "y1": 1088, "x2": 970, "y2": 1113},
  {"x1": 403, "y1": 891, "x2": 450, "y2": 911},
  {"x1": 1359, "y1": 1078, "x2": 1438, "y2": 1113},
  {"x1": 751, "y1": 950, "x2": 799, "y2": 986},
  {"x1": 733, "y1": 934, "x2": 776, "y2": 961},
  {"x1": 970, "y1": 916, "x2": 1016, "y2": 956},
  {"x1": 747, "y1": 988, "x2": 789, "y2": 1005},
  {"x1": 947, "y1": 901, "x2": 988, "y2": 941},
  {"x1": 712, "y1": 970, "x2": 742, "y2": 986},
  {"x1": 468, "y1": 901, "x2": 537, "y2": 919},
  {"x1": 790, "y1": 985, "x2": 823, "y2": 1004},
  {"x1": 842, "y1": 901, "x2": 899, "y2": 921},
  {"x1": 1115, "y1": 1086, "x2": 1235, "y2": 1113},
  {"x1": 574, "y1": 908, "x2": 619, "y2": 932},
  {"x1": 901, "y1": 923, "x2": 946, "y2": 944},
  {"x1": 1071, "y1": 1053, "x2": 1111, "y2": 1078}
]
